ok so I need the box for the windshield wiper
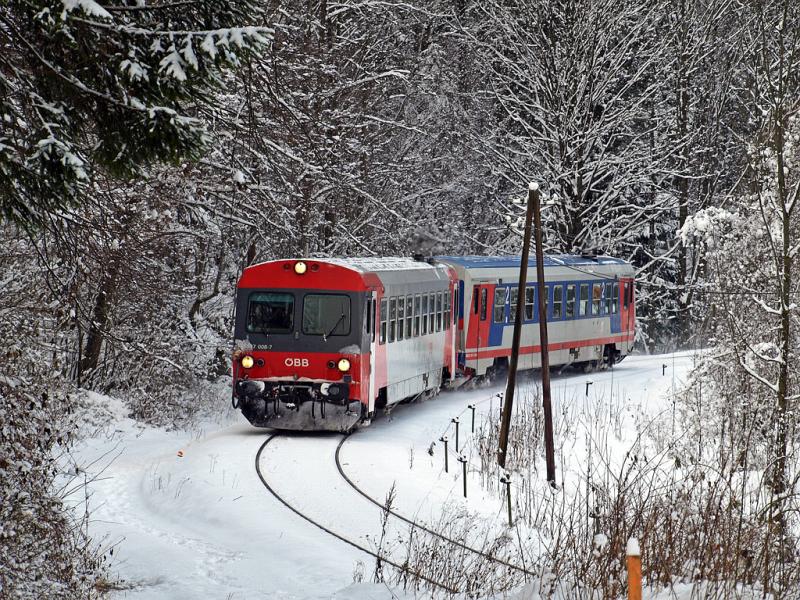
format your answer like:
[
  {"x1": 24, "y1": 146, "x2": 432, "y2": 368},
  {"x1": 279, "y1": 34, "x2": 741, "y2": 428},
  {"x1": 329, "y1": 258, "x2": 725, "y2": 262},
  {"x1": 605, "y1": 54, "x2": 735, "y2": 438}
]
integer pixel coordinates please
[{"x1": 323, "y1": 314, "x2": 346, "y2": 341}]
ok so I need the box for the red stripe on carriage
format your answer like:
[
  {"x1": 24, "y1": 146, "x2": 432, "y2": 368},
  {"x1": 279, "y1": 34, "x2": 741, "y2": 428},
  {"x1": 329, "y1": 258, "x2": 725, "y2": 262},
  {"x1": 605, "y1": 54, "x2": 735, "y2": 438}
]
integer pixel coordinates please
[{"x1": 464, "y1": 333, "x2": 635, "y2": 360}]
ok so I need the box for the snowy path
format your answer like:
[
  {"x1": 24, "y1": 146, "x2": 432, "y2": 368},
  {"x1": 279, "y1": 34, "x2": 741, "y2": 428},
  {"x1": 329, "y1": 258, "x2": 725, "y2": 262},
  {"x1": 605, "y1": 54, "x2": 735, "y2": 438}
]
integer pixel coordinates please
[{"x1": 69, "y1": 352, "x2": 694, "y2": 599}]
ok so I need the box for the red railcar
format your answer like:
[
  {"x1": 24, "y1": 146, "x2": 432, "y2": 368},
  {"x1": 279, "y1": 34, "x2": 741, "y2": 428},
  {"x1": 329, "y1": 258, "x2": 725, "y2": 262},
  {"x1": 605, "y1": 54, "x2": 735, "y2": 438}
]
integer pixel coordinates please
[{"x1": 232, "y1": 258, "x2": 457, "y2": 432}]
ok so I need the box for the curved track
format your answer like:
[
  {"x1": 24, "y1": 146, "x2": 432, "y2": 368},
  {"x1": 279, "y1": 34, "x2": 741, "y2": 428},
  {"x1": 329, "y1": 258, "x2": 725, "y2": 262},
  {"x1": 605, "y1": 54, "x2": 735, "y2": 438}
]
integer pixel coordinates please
[
  {"x1": 255, "y1": 434, "x2": 458, "y2": 594},
  {"x1": 334, "y1": 435, "x2": 534, "y2": 577}
]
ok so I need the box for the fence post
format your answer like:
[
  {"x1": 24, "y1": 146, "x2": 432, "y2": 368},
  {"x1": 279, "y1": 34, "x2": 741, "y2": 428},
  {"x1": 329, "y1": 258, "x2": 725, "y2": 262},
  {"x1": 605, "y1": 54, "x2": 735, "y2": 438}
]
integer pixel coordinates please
[
  {"x1": 458, "y1": 454, "x2": 467, "y2": 498},
  {"x1": 452, "y1": 417, "x2": 460, "y2": 452},
  {"x1": 500, "y1": 472, "x2": 512, "y2": 527},
  {"x1": 627, "y1": 538, "x2": 641, "y2": 600},
  {"x1": 439, "y1": 436, "x2": 449, "y2": 473},
  {"x1": 468, "y1": 404, "x2": 476, "y2": 433}
]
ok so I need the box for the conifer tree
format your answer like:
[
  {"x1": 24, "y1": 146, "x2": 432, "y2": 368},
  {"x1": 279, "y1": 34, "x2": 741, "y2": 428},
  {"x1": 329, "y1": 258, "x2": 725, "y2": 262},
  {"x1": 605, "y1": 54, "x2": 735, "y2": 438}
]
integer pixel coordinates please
[{"x1": 0, "y1": 0, "x2": 268, "y2": 226}]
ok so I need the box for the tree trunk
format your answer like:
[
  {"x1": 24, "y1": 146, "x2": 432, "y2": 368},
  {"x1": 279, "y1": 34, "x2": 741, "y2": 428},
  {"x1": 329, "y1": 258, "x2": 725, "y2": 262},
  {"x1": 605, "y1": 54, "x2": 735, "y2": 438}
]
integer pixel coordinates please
[
  {"x1": 79, "y1": 266, "x2": 117, "y2": 379},
  {"x1": 772, "y1": 108, "x2": 790, "y2": 500}
]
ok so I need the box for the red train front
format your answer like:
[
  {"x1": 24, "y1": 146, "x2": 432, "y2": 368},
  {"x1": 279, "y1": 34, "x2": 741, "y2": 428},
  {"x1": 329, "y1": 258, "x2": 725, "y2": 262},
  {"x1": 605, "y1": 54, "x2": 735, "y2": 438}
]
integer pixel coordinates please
[
  {"x1": 233, "y1": 259, "x2": 372, "y2": 431},
  {"x1": 233, "y1": 257, "x2": 457, "y2": 431}
]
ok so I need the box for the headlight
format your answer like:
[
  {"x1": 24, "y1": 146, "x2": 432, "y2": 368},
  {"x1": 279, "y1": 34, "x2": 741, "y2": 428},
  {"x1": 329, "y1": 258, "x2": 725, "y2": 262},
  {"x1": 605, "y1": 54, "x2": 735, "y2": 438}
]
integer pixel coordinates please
[
  {"x1": 337, "y1": 358, "x2": 351, "y2": 372},
  {"x1": 294, "y1": 261, "x2": 307, "y2": 274},
  {"x1": 241, "y1": 355, "x2": 254, "y2": 369}
]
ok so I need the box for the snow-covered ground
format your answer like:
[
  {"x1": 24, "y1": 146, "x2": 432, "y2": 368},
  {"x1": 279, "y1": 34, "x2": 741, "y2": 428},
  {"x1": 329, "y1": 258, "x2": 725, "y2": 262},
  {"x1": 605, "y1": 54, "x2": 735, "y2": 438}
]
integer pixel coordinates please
[{"x1": 67, "y1": 353, "x2": 694, "y2": 599}]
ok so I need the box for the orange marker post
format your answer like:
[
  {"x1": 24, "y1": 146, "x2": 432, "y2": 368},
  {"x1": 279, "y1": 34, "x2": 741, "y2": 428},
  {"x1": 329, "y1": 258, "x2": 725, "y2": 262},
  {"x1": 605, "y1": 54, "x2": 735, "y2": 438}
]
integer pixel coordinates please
[{"x1": 627, "y1": 538, "x2": 641, "y2": 600}]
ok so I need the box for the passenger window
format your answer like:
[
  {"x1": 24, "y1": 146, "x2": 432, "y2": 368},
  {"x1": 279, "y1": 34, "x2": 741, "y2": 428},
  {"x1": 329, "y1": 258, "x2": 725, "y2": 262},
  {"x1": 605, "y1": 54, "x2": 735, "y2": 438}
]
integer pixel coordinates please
[
  {"x1": 436, "y1": 292, "x2": 443, "y2": 332},
  {"x1": 453, "y1": 289, "x2": 458, "y2": 325},
  {"x1": 605, "y1": 284, "x2": 612, "y2": 315},
  {"x1": 444, "y1": 290, "x2": 451, "y2": 330},
  {"x1": 473, "y1": 286, "x2": 479, "y2": 314},
  {"x1": 580, "y1": 284, "x2": 589, "y2": 316},
  {"x1": 524, "y1": 287, "x2": 534, "y2": 320},
  {"x1": 389, "y1": 297, "x2": 396, "y2": 342},
  {"x1": 566, "y1": 284, "x2": 576, "y2": 318},
  {"x1": 422, "y1": 294, "x2": 429, "y2": 335},
  {"x1": 406, "y1": 295, "x2": 413, "y2": 338},
  {"x1": 366, "y1": 297, "x2": 372, "y2": 335},
  {"x1": 414, "y1": 294, "x2": 421, "y2": 336},
  {"x1": 429, "y1": 292, "x2": 436, "y2": 333},
  {"x1": 379, "y1": 299, "x2": 387, "y2": 344},
  {"x1": 544, "y1": 285, "x2": 550, "y2": 318},
  {"x1": 397, "y1": 296, "x2": 405, "y2": 340},
  {"x1": 509, "y1": 287, "x2": 519, "y2": 323},
  {"x1": 493, "y1": 288, "x2": 507, "y2": 323},
  {"x1": 553, "y1": 285, "x2": 563, "y2": 319},
  {"x1": 480, "y1": 288, "x2": 488, "y2": 321},
  {"x1": 592, "y1": 283, "x2": 602, "y2": 316}
]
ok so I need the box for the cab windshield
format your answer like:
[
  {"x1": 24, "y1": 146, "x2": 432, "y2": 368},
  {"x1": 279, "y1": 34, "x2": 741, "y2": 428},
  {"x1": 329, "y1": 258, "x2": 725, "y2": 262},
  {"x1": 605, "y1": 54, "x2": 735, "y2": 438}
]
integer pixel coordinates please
[
  {"x1": 247, "y1": 292, "x2": 294, "y2": 333},
  {"x1": 302, "y1": 294, "x2": 351, "y2": 336}
]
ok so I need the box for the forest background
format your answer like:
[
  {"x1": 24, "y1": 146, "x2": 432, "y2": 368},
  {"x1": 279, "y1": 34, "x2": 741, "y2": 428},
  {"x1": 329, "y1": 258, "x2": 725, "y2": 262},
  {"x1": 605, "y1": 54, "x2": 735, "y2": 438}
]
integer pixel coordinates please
[{"x1": 1, "y1": 0, "x2": 799, "y2": 597}]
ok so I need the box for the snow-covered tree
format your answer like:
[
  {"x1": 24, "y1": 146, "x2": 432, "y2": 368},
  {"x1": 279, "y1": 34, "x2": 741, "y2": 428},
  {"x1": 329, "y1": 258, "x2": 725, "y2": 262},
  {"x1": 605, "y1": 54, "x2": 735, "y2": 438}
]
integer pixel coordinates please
[
  {"x1": 0, "y1": 0, "x2": 268, "y2": 226},
  {"x1": 681, "y1": 1, "x2": 800, "y2": 589}
]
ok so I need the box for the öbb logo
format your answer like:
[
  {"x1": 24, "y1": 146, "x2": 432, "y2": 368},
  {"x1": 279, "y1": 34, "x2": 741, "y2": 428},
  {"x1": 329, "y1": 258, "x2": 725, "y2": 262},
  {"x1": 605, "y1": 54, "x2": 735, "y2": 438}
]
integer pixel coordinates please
[{"x1": 284, "y1": 357, "x2": 309, "y2": 367}]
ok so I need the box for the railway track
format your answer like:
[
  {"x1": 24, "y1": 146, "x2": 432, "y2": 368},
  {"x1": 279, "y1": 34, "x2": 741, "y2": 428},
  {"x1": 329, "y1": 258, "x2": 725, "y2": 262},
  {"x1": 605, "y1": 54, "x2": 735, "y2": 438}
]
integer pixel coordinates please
[
  {"x1": 256, "y1": 432, "x2": 537, "y2": 596},
  {"x1": 255, "y1": 434, "x2": 459, "y2": 595},
  {"x1": 334, "y1": 435, "x2": 534, "y2": 577}
]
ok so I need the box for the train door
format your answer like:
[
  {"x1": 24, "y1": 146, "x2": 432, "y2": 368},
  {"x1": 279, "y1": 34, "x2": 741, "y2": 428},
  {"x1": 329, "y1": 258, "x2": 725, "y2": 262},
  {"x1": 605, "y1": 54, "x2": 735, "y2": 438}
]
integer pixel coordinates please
[
  {"x1": 466, "y1": 283, "x2": 492, "y2": 374},
  {"x1": 610, "y1": 281, "x2": 622, "y2": 334},
  {"x1": 367, "y1": 290, "x2": 378, "y2": 412},
  {"x1": 620, "y1": 279, "x2": 634, "y2": 333}
]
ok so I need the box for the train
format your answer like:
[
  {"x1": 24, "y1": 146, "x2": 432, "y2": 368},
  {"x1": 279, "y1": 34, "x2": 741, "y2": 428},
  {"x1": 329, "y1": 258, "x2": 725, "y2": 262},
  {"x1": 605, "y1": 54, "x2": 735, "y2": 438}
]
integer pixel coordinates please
[{"x1": 232, "y1": 255, "x2": 635, "y2": 431}]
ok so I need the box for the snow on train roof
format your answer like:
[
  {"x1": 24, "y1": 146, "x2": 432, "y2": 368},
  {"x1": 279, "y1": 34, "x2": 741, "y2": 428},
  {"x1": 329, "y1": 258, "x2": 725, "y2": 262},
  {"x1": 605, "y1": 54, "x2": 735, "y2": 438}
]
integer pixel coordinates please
[
  {"x1": 323, "y1": 257, "x2": 444, "y2": 273},
  {"x1": 435, "y1": 254, "x2": 629, "y2": 269}
]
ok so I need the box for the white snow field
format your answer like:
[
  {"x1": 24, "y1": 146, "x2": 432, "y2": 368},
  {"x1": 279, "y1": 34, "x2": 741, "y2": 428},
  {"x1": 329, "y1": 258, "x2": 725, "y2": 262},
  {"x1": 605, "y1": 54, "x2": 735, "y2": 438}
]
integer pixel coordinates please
[{"x1": 67, "y1": 353, "x2": 694, "y2": 599}]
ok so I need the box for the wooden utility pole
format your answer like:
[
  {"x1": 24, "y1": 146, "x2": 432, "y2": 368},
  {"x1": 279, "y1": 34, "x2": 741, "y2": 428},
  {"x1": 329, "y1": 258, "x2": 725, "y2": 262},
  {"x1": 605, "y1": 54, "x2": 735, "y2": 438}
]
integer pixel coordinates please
[
  {"x1": 497, "y1": 183, "x2": 556, "y2": 486},
  {"x1": 497, "y1": 185, "x2": 535, "y2": 469},
  {"x1": 533, "y1": 185, "x2": 556, "y2": 485}
]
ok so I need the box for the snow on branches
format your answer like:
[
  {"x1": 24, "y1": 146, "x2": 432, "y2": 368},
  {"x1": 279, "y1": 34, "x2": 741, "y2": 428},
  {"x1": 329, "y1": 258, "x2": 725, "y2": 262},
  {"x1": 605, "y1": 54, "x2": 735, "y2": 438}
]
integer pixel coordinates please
[{"x1": 0, "y1": 0, "x2": 271, "y2": 227}]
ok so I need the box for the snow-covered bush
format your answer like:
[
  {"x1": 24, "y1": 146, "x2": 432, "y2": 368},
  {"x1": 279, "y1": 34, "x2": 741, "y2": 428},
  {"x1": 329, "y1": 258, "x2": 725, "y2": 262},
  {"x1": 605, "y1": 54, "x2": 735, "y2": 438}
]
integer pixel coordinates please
[
  {"x1": 383, "y1": 382, "x2": 800, "y2": 598},
  {"x1": 0, "y1": 364, "x2": 106, "y2": 597}
]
